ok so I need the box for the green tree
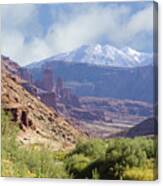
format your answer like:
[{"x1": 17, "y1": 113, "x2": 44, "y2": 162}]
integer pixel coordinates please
[
  {"x1": 71, "y1": 139, "x2": 107, "y2": 159},
  {"x1": 65, "y1": 154, "x2": 90, "y2": 178}
]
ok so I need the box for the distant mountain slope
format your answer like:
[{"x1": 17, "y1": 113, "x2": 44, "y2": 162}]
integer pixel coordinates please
[
  {"x1": 1, "y1": 57, "x2": 81, "y2": 151},
  {"x1": 126, "y1": 118, "x2": 157, "y2": 137},
  {"x1": 27, "y1": 44, "x2": 152, "y2": 68}
]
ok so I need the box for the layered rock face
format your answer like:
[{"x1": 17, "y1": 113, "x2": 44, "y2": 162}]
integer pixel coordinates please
[
  {"x1": 69, "y1": 108, "x2": 105, "y2": 122},
  {"x1": 1, "y1": 56, "x2": 82, "y2": 151},
  {"x1": 79, "y1": 97, "x2": 153, "y2": 123},
  {"x1": 29, "y1": 61, "x2": 154, "y2": 102},
  {"x1": 20, "y1": 60, "x2": 153, "y2": 128}
]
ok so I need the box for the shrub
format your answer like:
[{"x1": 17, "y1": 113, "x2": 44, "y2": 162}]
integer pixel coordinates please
[
  {"x1": 1, "y1": 110, "x2": 157, "y2": 180},
  {"x1": 123, "y1": 167, "x2": 155, "y2": 180},
  {"x1": 103, "y1": 138, "x2": 147, "y2": 179},
  {"x1": 133, "y1": 137, "x2": 157, "y2": 159},
  {"x1": 65, "y1": 154, "x2": 90, "y2": 178},
  {"x1": 71, "y1": 139, "x2": 107, "y2": 159},
  {"x1": 1, "y1": 110, "x2": 69, "y2": 178}
]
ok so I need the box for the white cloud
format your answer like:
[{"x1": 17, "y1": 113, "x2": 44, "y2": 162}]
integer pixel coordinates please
[
  {"x1": 106, "y1": 5, "x2": 153, "y2": 48},
  {"x1": 1, "y1": 31, "x2": 52, "y2": 64},
  {"x1": 45, "y1": 4, "x2": 153, "y2": 55},
  {"x1": 0, "y1": 4, "x2": 49, "y2": 65},
  {"x1": 1, "y1": 4, "x2": 41, "y2": 36},
  {"x1": 45, "y1": 5, "x2": 131, "y2": 53},
  {"x1": 126, "y1": 6, "x2": 153, "y2": 35},
  {"x1": 0, "y1": 3, "x2": 154, "y2": 66}
]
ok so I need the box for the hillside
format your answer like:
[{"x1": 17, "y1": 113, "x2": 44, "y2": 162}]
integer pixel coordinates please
[
  {"x1": 126, "y1": 118, "x2": 158, "y2": 137},
  {"x1": 1, "y1": 57, "x2": 81, "y2": 151}
]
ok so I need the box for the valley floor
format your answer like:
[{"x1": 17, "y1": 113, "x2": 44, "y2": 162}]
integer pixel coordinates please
[{"x1": 79, "y1": 120, "x2": 133, "y2": 138}]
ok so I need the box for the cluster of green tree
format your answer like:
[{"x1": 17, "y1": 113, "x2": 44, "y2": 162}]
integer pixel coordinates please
[
  {"x1": 1, "y1": 110, "x2": 157, "y2": 180},
  {"x1": 66, "y1": 138, "x2": 157, "y2": 180}
]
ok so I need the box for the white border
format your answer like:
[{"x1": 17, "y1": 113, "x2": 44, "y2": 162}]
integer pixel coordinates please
[{"x1": 0, "y1": 0, "x2": 162, "y2": 186}]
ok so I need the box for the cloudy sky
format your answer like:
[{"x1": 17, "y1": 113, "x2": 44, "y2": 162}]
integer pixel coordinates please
[{"x1": 1, "y1": 2, "x2": 155, "y2": 66}]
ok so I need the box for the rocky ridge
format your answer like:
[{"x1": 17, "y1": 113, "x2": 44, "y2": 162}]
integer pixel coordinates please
[{"x1": 1, "y1": 56, "x2": 82, "y2": 151}]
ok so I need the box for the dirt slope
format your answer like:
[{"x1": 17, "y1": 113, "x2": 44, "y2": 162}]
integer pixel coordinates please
[{"x1": 1, "y1": 57, "x2": 81, "y2": 151}]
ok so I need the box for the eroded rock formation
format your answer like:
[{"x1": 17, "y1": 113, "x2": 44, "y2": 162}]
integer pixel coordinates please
[
  {"x1": 1, "y1": 57, "x2": 82, "y2": 151},
  {"x1": 42, "y1": 68, "x2": 54, "y2": 91}
]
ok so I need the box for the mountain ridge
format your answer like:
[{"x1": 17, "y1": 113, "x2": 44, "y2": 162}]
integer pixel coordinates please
[{"x1": 27, "y1": 44, "x2": 153, "y2": 68}]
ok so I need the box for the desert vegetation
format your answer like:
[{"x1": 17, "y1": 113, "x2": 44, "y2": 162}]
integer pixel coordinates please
[{"x1": 1, "y1": 110, "x2": 157, "y2": 180}]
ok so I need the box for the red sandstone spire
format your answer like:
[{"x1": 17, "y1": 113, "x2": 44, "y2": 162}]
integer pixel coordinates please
[{"x1": 42, "y1": 68, "x2": 54, "y2": 91}]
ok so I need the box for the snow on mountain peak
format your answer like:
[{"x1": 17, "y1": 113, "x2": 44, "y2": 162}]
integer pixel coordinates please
[
  {"x1": 122, "y1": 47, "x2": 141, "y2": 55},
  {"x1": 122, "y1": 47, "x2": 152, "y2": 65},
  {"x1": 28, "y1": 44, "x2": 152, "y2": 68}
]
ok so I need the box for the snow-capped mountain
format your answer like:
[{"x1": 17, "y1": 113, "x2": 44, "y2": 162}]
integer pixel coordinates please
[
  {"x1": 27, "y1": 44, "x2": 153, "y2": 68},
  {"x1": 26, "y1": 44, "x2": 154, "y2": 102}
]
